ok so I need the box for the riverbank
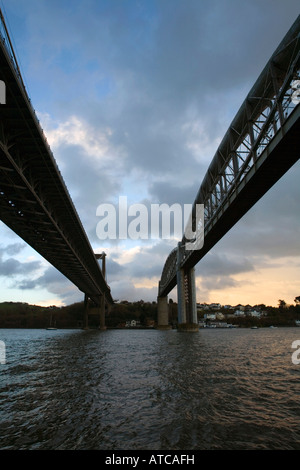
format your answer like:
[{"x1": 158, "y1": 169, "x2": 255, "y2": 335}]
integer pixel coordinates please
[{"x1": 0, "y1": 300, "x2": 299, "y2": 329}]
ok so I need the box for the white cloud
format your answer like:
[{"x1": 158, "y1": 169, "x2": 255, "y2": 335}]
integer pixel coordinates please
[{"x1": 38, "y1": 112, "x2": 124, "y2": 171}]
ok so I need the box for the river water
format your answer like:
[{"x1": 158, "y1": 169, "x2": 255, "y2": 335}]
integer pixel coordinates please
[{"x1": 0, "y1": 327, "x2": 299, "y2": 450}]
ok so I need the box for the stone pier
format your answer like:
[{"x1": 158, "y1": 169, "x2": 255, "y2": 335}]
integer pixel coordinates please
[
  {"x1": 157, "y1": 243, "x2": 198, "y2": 331},
  {"x1": 157, "y1": 295, "x2": 172, "y2": 329},
  {"x1": 176, "y1": 243, "x2": 198, "y2": 332},
  {"x1": 83, "y1": 293, "x2": 89, "y2": 329},
  {"x1": 99, "y1": 294, "x2": 106, "y2": 330}
]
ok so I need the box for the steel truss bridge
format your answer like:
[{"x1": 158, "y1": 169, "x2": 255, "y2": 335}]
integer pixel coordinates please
[
  {"x1": 0, "y1": 9, "x2": 113, "y2": 319},
  {"x1": 158, "y1": 16, "x2": 300, "y2": 328}
]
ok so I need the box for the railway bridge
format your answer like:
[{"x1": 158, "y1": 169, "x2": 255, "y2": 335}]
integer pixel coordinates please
[{"x1": 157, "y1": 16, "x2": 300, "y2": 330}]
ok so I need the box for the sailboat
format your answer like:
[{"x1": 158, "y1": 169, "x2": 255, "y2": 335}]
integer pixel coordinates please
[{"x1": 46, "y1": 313, "x2": 57, "y2": 330}]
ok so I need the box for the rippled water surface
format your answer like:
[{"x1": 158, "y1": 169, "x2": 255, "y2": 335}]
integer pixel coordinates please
[{"x1": 0, "y1": 327, "x2": 299, "y2": 450}]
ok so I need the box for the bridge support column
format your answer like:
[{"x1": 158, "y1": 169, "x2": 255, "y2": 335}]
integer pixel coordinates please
[
  {"x1": 157, "y1": 295, "x2": 171, "y2": 330},
  {"x1": 83, "y1": 293, "x2": 89, "y2": 329},
  {"x1": 177, "y1": 244, "x2": 198, "y2": 332},
  {"x1": 99, "y1": 294, "x2": 106, "y2": 330},
  {"x1": 95, "y1": 252, "x2": 107, "y2": 330}
]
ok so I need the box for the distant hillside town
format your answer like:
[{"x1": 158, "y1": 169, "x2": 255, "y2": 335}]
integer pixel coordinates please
[
  {"x1": 197, "y1": 302, "x2": 266, "y2": 328},
  {"x1": 195, "y1": 300, "x2": 300, "y2": 328}
]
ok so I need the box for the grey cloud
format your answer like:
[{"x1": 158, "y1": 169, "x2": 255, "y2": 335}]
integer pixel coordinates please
[
  {"x1": 125, "y1": 260, "x2": 162, "y2": 280},
  {"x1": 212, "y1": 161, "x2": 300, "y2": 259},
  {"x1": 196, "y1": 252, "x2": 254, "y2": 278},
  {"x1": 52, "y1": 143, "x2": 123, "y2": 244},
  {"x1": 0, "y1": 255, "x2": 41, "y2": 277},
  {"x1": 109, "y1": 278, "x2": 158, "y2": 303},
  {"x1": 18, "y1": 0, "x2": 299, "y2": 184},
  {"x1": 0, "y1": 242, "x2": 26, "y2": 256},
  {"x1": 106, "y1": 258, "x2": 126, "y2": 276},
  {"x1": 16, "y1": 265, "x2": 65, "y2": 290},
  {"x1": 16, "y1": 279, "x2": 37, "y2": 290},
  {"x1": 199, "y1": 276, "x2": 239, "y2": 292},
  {"x1": 20, "y1": 1, "x2": 299, "y2": 175},
  {"x1": 1, "y1": 258, "x2": 23, "y2": 276},
  {"x1": 16, "y1": 266, "x2": 82, "y2": 305},
  {"x1": 4, "y1": 243, "x2": 27, "y2": 256},
  {"x1": 150, "y1": 0, "x2": 298, "y2": 99},
  {"x1": 108, "y1": 241, "x2": 175, "y2": 298},
  {"x1": 148, "y1": 181, "x2": 201, "y2": 206}
]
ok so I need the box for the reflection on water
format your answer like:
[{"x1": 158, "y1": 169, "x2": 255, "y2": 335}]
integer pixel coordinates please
[{"x1": 0, "y1": 327, "x2": 299, "y2": 450}]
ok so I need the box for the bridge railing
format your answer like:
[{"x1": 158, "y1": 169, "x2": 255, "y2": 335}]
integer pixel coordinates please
[
  {"x1": 158, "y1": 248, "x2": 177, "y2": 296},
  {"x1": 180, "y1": 54, "x2": 300, "y2": 271}
]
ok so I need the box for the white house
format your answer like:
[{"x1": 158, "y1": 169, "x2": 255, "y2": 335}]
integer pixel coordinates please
[
  {"x1": 249, "y1": 310, "x2": 261, "y2": 318},
  {"x1": 126, "y1": 320, "x2": 139, "y2": 327},
  {"x1": 234, "y1": 310, "x2": 245, "y2": 317},
  {"x1": 209, "y1": 303, "x2": 221, "y2": 310},
  {"x1": 216, "y1": 312, "x2": 225, "y2": 320},
  {"x1": 204, "y1": 313, "x2": 216, "y2": 320}
]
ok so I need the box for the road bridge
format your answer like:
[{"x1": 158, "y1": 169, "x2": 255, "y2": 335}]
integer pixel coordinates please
[
  {"x1": 158, "y1": 16, "x2": 300, "y2": 330},
  {"x1": 0, "y1": 9, "x2": 113, "y2": 328}
]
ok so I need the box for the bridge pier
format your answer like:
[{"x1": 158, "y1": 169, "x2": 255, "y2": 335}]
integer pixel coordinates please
[
  {"x1": 95, "y1": 252, "x2": 107, "y2": 330},
  {"x1": 99, "y1": 294, "x2": 106, "y2": 330},
  {"x1": 177, "y1": 244, "x2": 198, "y2": 332},
  {"x1": 157, "y1": 295, "x2": 172, "y2": 329},
  {"x1": 83, "y1": 293, "x2": 89, "y2": 329},
  {"x1": 176, "y1": 268, "x2": 198, "y2": 331}
]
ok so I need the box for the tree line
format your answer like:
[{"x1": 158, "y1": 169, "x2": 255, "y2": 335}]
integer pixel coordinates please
[
  {"x1": 0, "y1": 300, "x2": 159, "y2": 329},
  {"x1": 0, "y1": 297, "x2": 299, "y2": 329}
]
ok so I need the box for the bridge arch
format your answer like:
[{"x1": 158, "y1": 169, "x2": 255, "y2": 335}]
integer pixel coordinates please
[{"x1": 157, "y1": 16, "x2": 300, "y2": 330}]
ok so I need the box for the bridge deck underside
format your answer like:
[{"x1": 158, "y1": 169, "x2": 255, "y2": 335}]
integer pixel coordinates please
[
  {"x1": 185, "y1": 114, "x2": 300, "y2": 268},
  {"x1": 159, "y1": 16, "x2": 300, "y2": 298},
  {"x1": 159, "y1": 112, "x2": 299, "y2": 298},
  {"x1": 0, "y1": 38, "x2": 112, "y2": 305}
]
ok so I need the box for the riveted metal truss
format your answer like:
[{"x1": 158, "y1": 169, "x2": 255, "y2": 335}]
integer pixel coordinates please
[{"x1": 159, "y1": 16, "x2": 300, "y2": 298}]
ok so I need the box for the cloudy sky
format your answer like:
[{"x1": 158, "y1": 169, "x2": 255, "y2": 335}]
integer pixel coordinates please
[{"x1": 0, "y1": 0, "x2": 299, "y2": 307}]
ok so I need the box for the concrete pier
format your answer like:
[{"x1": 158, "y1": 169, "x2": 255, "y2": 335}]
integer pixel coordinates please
[
  {"x1": 157, "y1": 295, "x2": 172, "y2": 329},
  {"x1": 99, "y1": 294, "x2": 106, "y2": 330},
  {"x1": 176, "y1": 244, "x2": 198, "y2": 332},
  {"x1": 83, "y1": 293, "x2": 89, "y2": 329}
]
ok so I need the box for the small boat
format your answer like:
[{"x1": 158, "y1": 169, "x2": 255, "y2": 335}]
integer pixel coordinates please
[
  {"x1": 251, "y1": 326, "x2": 258, "y2": 329},
  {"x1": 46, "y1": 314, "x2": 57, "y2": 330}
]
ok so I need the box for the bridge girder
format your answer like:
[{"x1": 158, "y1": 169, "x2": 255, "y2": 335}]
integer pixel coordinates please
[
  {"x1": 159, "y1": 15, "x2": 300, "y2": 298},
  {"x1": 0, "y1": 11, "x2": 113, "y2": 306}
]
